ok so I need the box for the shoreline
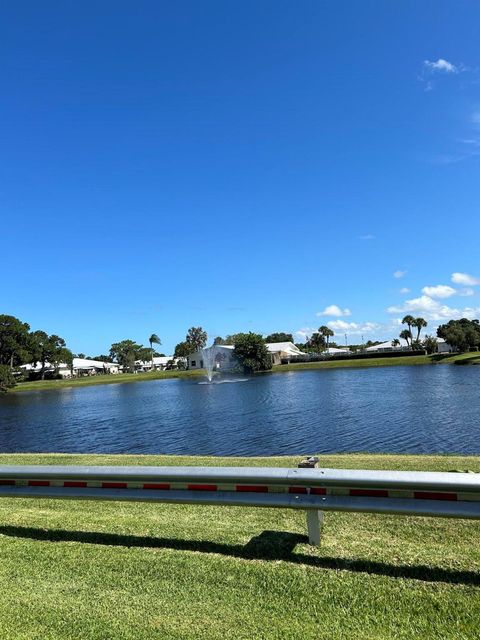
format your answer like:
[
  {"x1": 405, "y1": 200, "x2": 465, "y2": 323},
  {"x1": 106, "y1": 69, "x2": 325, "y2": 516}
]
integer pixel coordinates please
[{"x1": 10, "y1": 351, "x2": 480, "y2": 393}]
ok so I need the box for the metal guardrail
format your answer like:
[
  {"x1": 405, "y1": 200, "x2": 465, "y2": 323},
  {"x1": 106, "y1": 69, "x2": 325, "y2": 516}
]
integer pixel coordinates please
[{"x1": 0, "y1": 462, "x2": 479, "y2": 545}]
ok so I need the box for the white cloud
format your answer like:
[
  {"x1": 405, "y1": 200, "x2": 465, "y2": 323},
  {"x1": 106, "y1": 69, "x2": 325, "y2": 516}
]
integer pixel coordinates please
[
  {"x1": 400, "y1": 287, "x2": 411, "y2": 294},
  {"x1": 424, "y1": 59, "x2": 458, "y2": 74},
  {"x1": 295, "y1": 327, "x2": 315, "y2": 340},
  {"x1": 421, "y1": 284, "x2": 456, "y2": 299},
  {"x1": 327, "y1": 320, "x2": 382, "y2": 335},
  {"x1": 317, "y1": 305, "x2": 352, "y2": 317},
  {"x1": 387, "y1": 295, "x2": 480, "y2": 321},
  {"x1": 393, "y1": 270, "x2": 407, "y2": 279},
  {"x1": 460, "y1": 288, "x2": 475, "y2": 296},
  {"x1": 451, "y1": 272, "x2": 480, "y2": 286}
]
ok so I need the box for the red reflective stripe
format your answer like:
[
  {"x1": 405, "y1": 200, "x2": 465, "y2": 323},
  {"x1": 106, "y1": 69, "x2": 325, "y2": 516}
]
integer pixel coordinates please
[
  {"x1": 350, "y1": 489, "x2": 389, "y2": 498},
  {"x1": 64, "y1": 481, "x2": 88, "y2": 488},
  {"x1": 187, "y1": 484, "x2": 217, "y2": 491},
  {"x1": 288, "y1": 486, "x2": 308, "y2": 494},
  {"x1": 310, "y1": 487, "x2": 326, "y2": 495},
  {"x1": 28, "y1": 480, "x2": 50, "y2": 487},
  {"x1": 0, "y1": 480, "x2": 15, "y2": 485},
  {"x1": 414, "y1": 491, "x2": 457, "y2": 501},
  {"x1": 235, "y1": 485, "x2": 268, "y2": 493},
  {"x1": 143, "y1": 483, "x2": 170, "y2": 490},
  {"x1": 101, "y1": 482, "x2": 128, "y2": 489}
]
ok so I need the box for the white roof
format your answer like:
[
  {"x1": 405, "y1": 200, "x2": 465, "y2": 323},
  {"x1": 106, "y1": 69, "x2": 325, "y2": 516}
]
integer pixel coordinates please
[
  {"x1": 325, "y1": 347, "x2": 350, "y2": 354},
  {"x1": 136, "y1": 356, "x2": 175, "y2": 366},
  {"x1": 266, "y1": 342, "x2": 304, "y2": 356},
  {"x1": 365, "y1": 337, "x2": 445, "y2": 352},
  {"x1": 20, "y1": 358, "x2": 117, "y2": 371},
  {"x1": 73, "y1": 358, "x2": 117, "y2": 369},
  {"x1": 365, "y1": 339, "x2": 409, "y2": 351}
]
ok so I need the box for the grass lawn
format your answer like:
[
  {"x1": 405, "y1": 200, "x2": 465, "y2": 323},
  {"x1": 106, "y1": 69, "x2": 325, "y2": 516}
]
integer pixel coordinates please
[
  {"x1": 273, "y1": 351, "x2": 480, "y2": 372},
  {"x1": 0, "y1": 452, "x2": 479, "y2": 639},
  {"x1": 13, "y1": 368, "x2": 204, "y2": 393}
]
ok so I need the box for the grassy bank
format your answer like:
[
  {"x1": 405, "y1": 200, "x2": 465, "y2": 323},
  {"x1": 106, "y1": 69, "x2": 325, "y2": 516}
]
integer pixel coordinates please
[
  {"x1": 13, "y1": 368, "x2": 204, "y2": 392},
  {"x1": 11, "y1": 351, "x2": 480, "y2": 393},
  {"x1": 0, "y1": 452, "x2": 479, "y2": 639},
  {"x1": 273, "y1": 351, "x2": 480, "y2": 372}
]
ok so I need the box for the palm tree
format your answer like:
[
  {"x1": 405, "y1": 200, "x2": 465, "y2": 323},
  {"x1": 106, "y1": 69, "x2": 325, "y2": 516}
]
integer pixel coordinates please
[
  {"x1": 319, "y1": 326, "x2": 334, "y2": 351},
  {"x1": 399, "y1": 329, "x2": 412, "y2": 347},
  {"x1": 149, "y1": 333, "x2": 161, "y2": 371},
  {"x1": 412, "y1": 317, "x2": 428, "y2": 342},
  {"x1": 401, "y1": 315, "x2": 415, "y2": 349},
  {"x1": 391, "y1": 338, "x2": 400, "y2": 348}
]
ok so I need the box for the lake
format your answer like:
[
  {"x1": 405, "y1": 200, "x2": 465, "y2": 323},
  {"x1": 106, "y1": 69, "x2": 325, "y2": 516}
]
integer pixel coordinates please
[{"x1": 0, "y1": 366, "x2": 479, "y2": 456}]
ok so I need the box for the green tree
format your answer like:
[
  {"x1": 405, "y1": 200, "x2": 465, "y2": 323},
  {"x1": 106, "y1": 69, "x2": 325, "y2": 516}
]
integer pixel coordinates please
[
  {"x1": 401, "y1": 315, "x2": 415, "y2": 348},
  {"x1": 319, "y1": 326, "x2": 334, "y2": 350},
  {"x1": 306, "y1": 332, "x2": 325, "y2": 353},
  {"x1": 149, "y1": 333, "x2": 161, "y2": 370},
  {"x1": 0, "y1": 365, "x2": 16, "y2": 393},
  {"x1": 29, "y1": 331, "x2": 73, "y2": 379},
  {"x1": 233, "y1": 333, "x2": 272, "y2": 373},
  {"x1": 412, "y1": 317, "x2": 428, "y2": 342},
  {"x1": 423, "y1": 335, "x2": 438, "y2": 354},
  {"x1": 264, "y1": 332, "x2": 294, "y2": 343},
  {"x1": 0, "y1": 315, "x2": 31, "y2": 367},
  {"x1": 399, "y1": 329, "x2": 412, "y2": 347},
  {"x1": 437, "y1": 319, "x2": 480, "y2": 352},
  {"x1": 186, "y1": 327, "x2": 207, "y2": 352},
  {"x1": 391, "y1": 338, "x2": 400, "y2": 348},
  {"x1": 213, "y1": 336, "x2": 226, "y2": 345},
  {"x1": 174, "y1": 340, "x2": 192, "y2": 360},
  {"x1": 110, "y1": 340, "x2": 143, "y2": 373}
]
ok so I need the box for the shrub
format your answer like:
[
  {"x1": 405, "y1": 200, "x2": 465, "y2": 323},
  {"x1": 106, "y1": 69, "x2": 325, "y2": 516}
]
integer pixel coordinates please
[{"x1": 0, "y1": 365, "x2": 16, "y2": 393}]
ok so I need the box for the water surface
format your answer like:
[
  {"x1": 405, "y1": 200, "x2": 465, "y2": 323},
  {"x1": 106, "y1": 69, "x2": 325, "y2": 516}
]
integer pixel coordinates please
[{"x1": 0, "y1": 366, "x2": 479, "y2": 456}]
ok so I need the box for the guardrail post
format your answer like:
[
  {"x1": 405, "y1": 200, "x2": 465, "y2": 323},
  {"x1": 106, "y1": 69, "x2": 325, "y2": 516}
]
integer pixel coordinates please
[{"x1": 298, "y1": 456, "x2": 323, "y2": 546}]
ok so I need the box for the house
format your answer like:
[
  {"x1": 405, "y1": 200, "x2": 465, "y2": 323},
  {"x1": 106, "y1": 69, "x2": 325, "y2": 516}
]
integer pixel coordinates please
[
  {"x1": 187, "y1": 342, "x2": 305, "y2": 370},
  {"x1": 365, "y1": 339, "x2": 410, "y2": 352},
  {"x1": 135, "y1": 356, "x2": 177, "y2": 372},
  {"x1": 19, "y1": 358, "x2": 120, "y2": 378},
  {"x1": 365, "y1": 337, "x2": 452, "y2": 353},
  {"x1": 187, "y1": 345, "x2": 236, "y2": 371},
  {"x1": 265, "y1": 342, "x2": 304, "y2": 364},
  {"x1": 323, "y1": 347, "x2": 351, "y2": 356}
]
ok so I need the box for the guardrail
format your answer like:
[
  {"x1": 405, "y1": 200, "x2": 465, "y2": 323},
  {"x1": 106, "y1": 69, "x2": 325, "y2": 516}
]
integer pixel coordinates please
[{"x1": 0, "y1": 462, "x2": 479, "y2": 546}]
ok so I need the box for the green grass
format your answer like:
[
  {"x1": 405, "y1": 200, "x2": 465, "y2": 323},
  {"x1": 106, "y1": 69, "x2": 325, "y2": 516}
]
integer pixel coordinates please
[
  {"x1": 0, "y1": 452, "x2": 479, "y2": 639},
  {"x1": 13, "y1": 368, "x2": 203, "y2": 392},
  {"x1": 273, "y1": 351, "x2": 480, "y2": 372}
]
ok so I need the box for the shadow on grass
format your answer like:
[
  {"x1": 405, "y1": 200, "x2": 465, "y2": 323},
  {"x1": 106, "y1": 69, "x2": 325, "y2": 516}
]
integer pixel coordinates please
[{"x1": 1, "y1": 524, "x2": 479, "y2": 586}]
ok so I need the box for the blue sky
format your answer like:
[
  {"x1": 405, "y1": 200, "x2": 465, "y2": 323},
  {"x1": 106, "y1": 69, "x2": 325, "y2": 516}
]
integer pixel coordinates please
[{"x1": 2, "y1": 1, "x2": 480, "y2": 355}]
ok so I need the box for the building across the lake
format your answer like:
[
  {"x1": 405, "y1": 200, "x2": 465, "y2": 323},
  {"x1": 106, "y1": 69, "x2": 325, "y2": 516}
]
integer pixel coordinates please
[
  {"x1": 135, "y1": 356, "x2": 177, "y2": 372},
  {"x1": 187, "y1": 341, "x2": 305, "y2": 370},
  {"x1": 365, "y1": 337, "x2": 452, "y2": 353},
  {"x1": 19, "y1": 358, "x2": 120, "y2": 378}
]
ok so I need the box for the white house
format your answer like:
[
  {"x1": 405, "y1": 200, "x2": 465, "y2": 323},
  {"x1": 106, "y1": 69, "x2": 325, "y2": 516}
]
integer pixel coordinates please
[
  {"x1": 187, "y1": 342, "x2": 305, "y2": 370},
  {"x1": 19, "y1": 358, "x2": 120, "y2": 378},
  {"x1": 266, "y1": 342, "x2": 304, "y2": 364},
  {"x1": 187, "y1": 345, "x2": 236, "y2": 371},
  {"x1": 365, "y1": 337, "x2": 452, "y2": 353},
  {"x1": 135, "y1": 356, "x2": 177, "y2": 372},
  {"x1": 323, "y1": 347, "x2": 351, "y2": 356}
]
